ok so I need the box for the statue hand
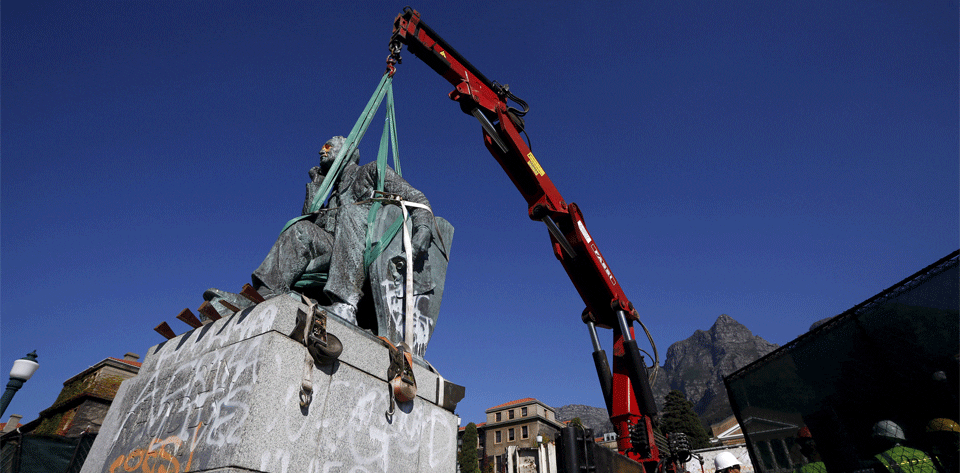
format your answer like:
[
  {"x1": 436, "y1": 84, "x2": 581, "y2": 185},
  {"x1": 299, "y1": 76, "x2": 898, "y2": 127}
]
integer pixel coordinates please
[
  {"x1": 309, "y1": 166, "x2": 324, "y2": 183},
  {"x1": 411, "y1": 225, "x2": 432, "y2": 258}
]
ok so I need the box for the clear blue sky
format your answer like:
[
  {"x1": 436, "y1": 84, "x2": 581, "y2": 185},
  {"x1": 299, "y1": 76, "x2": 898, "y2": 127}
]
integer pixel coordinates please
[{"x1": 2, "y1": 1, "x2": 957, "y2": 428}]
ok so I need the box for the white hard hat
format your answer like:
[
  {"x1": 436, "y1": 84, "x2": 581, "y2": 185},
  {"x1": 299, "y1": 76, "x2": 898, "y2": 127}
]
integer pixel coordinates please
[
  {"x1": 872, "y1": 420, "x2": 906, "y2": 441},
  {"x1": 715, "y1": 452, "x2": 740, "y2": 471}
]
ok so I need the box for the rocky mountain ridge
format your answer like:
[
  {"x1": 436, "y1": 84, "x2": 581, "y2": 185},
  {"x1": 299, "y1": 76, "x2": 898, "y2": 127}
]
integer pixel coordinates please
[
  {"x1": 650, "y1": 314, "x2": 778, "y2": 426},
  {"x1": 554, "y1": 404, "x2": 614, "y2": 435},
  {"x1": 556, "y1": 314, "x2": 778, "y2": 431}
]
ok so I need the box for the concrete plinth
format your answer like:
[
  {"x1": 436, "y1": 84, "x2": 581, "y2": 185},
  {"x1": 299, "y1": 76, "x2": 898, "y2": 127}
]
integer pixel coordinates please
[{"x1": 80, "y1": 295, "x2": 461, "y2": 473}]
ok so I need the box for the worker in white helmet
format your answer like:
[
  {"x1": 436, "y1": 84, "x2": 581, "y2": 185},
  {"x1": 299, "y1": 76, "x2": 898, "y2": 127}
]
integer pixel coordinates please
[{"x1": 715, "y1": 452, "x2": 741, "y2": 473}]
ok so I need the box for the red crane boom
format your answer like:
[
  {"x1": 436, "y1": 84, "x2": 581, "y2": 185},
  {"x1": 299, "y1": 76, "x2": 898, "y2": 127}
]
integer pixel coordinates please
[{"x1": 390, "y1": 8, "x2": 663, "y2": 470}]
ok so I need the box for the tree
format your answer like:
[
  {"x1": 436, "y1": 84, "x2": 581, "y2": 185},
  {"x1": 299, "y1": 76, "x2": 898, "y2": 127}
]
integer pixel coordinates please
[
  {"x1": 459, "y1": 422, "x2": 480, "y2": 473},
  {"x1": 569, "y1": 417, "x2": 585, "y2": 430},
  {"x1": 481, "y1": 456, "x2": 494, "y2": 473},
  {"x1": 660, "y1": 390, "x2": 711, "y2": 449}
]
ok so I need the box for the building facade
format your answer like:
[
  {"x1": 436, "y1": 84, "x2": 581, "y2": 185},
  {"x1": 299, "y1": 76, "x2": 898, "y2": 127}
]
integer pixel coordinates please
[
  {"x1": 711, "y1": 414, "x2": 746, "y2": 446},
  {"x1": 724, "y1": 251, "x2": 959, "y2": 473},
  {"x1": 1, "y1": 353, "x2": 142, "y2": 473},
  {"x1": 28, "y1": 353, "x2": 142, "y2": 436},
  {"x1": 483, "y1": 398, "x2": 564, "y2": 473}
]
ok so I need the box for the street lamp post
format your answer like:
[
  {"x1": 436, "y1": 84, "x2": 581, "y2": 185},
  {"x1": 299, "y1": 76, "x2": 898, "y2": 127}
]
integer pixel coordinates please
[{"x1": 0, "y1": 351, "x2": 39, "y2": 419}]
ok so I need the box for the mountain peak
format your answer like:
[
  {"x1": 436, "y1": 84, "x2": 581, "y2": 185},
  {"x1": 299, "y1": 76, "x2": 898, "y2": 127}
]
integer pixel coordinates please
[
  {"x1": 716, "y1": 313, "x2": 735, "y2": 323},
  {"x1": 653, "y1": 314, "x2": 779, "y2": 426},
  {"x1": 707, "y1": 313, "x2": 756, "y2": 344},
  {"x1": 711, "y1": 313, "x2": 745, "y2": 330}
]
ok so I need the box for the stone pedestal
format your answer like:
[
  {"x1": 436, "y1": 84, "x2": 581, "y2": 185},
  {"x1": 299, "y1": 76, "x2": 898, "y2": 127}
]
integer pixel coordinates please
[{"x1": 80, "y1": 295, "x2": 461, "y2": 473}]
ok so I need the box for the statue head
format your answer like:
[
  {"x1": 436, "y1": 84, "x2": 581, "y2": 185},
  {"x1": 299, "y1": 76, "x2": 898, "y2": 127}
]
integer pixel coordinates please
[{"x1": 320, "y1": 136, "x2": 360, "y2": 169}]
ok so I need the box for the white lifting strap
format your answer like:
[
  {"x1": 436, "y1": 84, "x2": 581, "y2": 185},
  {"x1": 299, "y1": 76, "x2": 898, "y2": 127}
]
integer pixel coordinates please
[
  {"x1": 367, "y1": 191, "x2": 446, "y2": 348},
  {"x1": 299, "y1": 294, "x2": 315, "y2": 408}
]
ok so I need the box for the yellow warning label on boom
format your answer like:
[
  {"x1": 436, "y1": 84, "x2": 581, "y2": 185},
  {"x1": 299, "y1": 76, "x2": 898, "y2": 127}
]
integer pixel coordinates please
[{"x1": 526, "y1": 152, "x2": 545, "y2": 177}]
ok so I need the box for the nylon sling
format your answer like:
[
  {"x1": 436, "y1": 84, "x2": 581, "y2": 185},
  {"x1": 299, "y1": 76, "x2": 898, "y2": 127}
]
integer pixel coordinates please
[{"x1": 279, "y1": 73, "x2": 405, "y2": 290}]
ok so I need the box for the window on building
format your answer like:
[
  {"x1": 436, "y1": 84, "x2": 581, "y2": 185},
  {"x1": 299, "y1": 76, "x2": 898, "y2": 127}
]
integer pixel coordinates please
[
  {"x1": 521, "y1": 407, "x2": 528, "y2": 417},
  {"x1": 771, "y1": 438, "x2": 791, "y2": 469},
  {"x1": 756, "y1": 440, "x2": 775, "y2": 470},
  {"x1": 496, "y1": 412, "x2": 501, "y2": 422},
  {"x1": 495, "y1": 430, "x2": 502, "y2": 443},
  {"x1": 509, "y1": 428, "x2": 515, "y2": 441},
  {"x1": 509, "y1": 409, "x2": 515, "y2": 419},
  {"x1": 522, "y1": 426, "x2": 529, "y2": 439}
]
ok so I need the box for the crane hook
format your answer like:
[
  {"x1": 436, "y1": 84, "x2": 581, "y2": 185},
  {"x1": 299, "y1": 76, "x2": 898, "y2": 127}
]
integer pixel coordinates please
[{"x1": 386, "y1": 38, "x2": 403, "y2": 77}]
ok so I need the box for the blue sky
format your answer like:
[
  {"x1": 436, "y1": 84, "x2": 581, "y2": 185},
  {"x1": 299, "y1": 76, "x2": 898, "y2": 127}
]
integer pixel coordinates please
[{"x1": 2, "y1": 1, "x2": 957, "y2": 428}]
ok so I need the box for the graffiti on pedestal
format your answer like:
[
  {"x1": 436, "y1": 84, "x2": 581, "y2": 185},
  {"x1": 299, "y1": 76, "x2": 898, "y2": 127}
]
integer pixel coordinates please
[{"x1": 97, "y1": 302, "x2": 454, "y2": 473}]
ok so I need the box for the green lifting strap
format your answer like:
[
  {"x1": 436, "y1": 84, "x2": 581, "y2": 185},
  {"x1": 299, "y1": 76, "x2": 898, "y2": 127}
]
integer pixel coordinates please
[
  {"x1": 281, "y1": 73, "x2": 395, "y2": 235},
  {"x1": 363, "y1": 82, "x2": 405, "y2": 270},
  {"x1": 288, "y1": 73, "x2": 406, "y2": 291},
  {"x1": 292, "y1": 272, "x2": 327, "y2": 290}
]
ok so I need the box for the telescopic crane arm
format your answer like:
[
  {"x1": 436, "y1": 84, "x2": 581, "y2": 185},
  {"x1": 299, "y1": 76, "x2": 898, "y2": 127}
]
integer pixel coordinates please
[
  {"x1": 390, "y1": 8, "x2": 662, "y2": 469},
  {"x1": 390, "y1": 8, "x2": 631, "y2": 330}
]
